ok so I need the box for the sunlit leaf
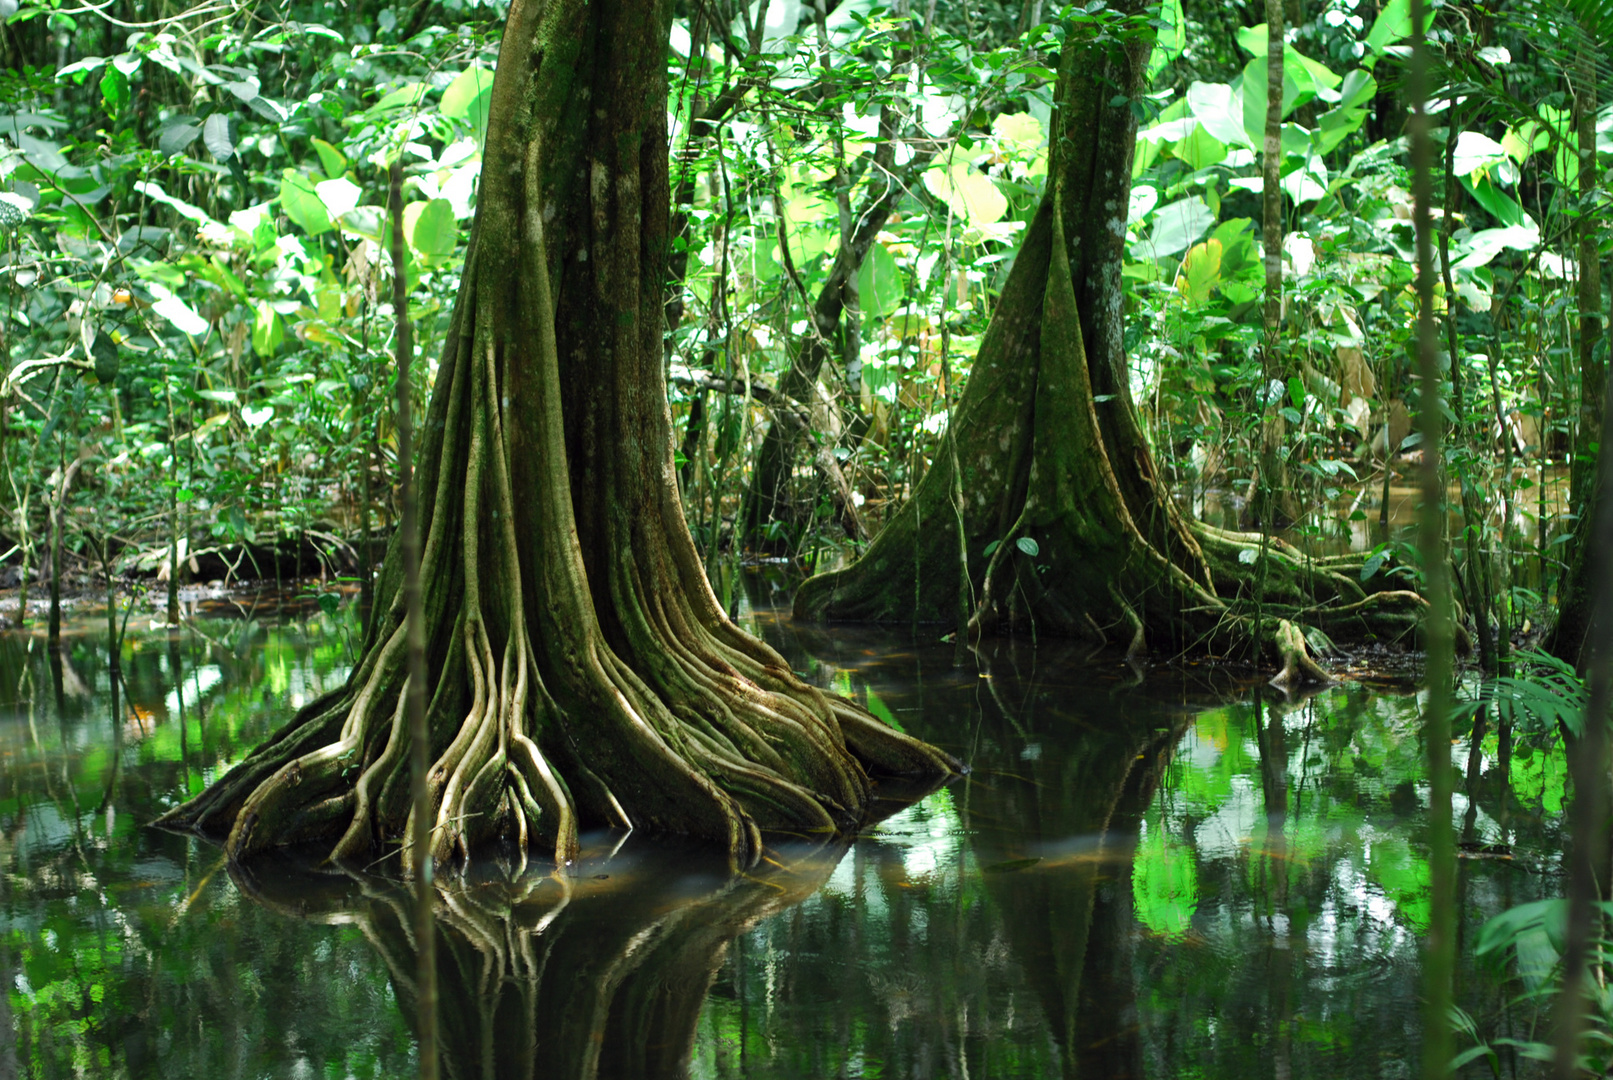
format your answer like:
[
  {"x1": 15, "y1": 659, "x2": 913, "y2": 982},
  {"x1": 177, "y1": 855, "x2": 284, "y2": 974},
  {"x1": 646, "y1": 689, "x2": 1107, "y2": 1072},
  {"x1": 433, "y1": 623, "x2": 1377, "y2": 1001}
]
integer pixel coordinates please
[
  {"x1": 922, "y1": 160, "x2": 1007, "y2": 226},
  {"x1": 441, "y1": 65, "x2": 494, "y2": 140},
  {"x1": 202, "y1": 112, "x2": 235, "y2": 162},
  {"x1": 405, "y1": 198, "x2": 457, "y2": 261},
  {"x1": 1176, "y1": 238, "x2": 1223, "y2": 307},
  {"x1": 857, "y1": 242, "x2": 903, "y2": 318},
  {"x1": 280, "y1": 171, "x2": 333, "y2": 236}
]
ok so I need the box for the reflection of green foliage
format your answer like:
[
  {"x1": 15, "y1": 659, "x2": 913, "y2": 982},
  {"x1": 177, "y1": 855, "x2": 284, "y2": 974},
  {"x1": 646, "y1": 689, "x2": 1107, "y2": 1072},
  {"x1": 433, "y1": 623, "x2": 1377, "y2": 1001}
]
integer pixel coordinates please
[
  {"x1": 1509, "y1": 740, "x2": 1568, "y2": 815},
  {"x1": 1134, "y1": 824, "x2": 1199, "y2": 936},
  {"x1": 1178, "y1": 707, "x2": 1257, "y2": 815},
  {"x1": 1367, "y1": 834, "x2": 1430, "y2": 931},
  {"x1": 865, "y1": 687, "x2": 905, "y2": 733}
]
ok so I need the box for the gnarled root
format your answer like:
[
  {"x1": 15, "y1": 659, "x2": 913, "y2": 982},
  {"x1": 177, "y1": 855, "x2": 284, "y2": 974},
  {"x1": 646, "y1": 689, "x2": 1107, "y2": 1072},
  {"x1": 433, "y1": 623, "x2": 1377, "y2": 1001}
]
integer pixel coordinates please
[{"x1": 156, "y1": 203, "x2": 955, "y2": 873}]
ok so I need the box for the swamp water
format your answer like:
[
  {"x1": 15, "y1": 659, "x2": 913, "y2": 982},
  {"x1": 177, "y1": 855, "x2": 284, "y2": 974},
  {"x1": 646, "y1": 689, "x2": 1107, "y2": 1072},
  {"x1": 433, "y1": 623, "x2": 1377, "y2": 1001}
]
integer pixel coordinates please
[{"x1": 0, "y1": 588, "x2": 1566, "y2": 1078}]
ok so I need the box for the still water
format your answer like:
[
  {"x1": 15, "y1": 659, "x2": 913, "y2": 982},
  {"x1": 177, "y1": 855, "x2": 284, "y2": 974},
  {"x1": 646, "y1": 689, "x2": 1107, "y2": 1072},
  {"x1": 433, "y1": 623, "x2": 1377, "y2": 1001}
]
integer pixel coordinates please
[{"x1": 0, "y1": 587, "x2": 1564, "y2": 1078}]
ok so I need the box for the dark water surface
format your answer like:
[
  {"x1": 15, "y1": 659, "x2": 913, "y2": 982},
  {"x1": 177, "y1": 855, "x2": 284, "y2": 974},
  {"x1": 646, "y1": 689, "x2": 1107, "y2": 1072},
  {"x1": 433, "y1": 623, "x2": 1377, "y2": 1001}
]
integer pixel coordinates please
[{"x1": 0, "y1": 589, "x2": 1563, "y2": 1078}]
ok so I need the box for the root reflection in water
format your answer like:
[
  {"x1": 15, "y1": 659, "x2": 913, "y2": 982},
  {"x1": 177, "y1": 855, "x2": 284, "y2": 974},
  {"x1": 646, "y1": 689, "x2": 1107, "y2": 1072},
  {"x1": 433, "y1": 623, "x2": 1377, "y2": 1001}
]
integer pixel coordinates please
[{"x1": 229, "y1": 833, "x2": 845, "y2": 1079}]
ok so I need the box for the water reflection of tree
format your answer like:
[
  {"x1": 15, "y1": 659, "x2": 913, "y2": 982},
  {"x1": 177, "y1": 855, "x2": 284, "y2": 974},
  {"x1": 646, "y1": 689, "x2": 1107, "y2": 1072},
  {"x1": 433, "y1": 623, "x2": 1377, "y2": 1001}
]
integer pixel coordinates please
[
  {"x1": 958, "y1": 643, "x2": 1182, "y2": 1079},
  {"x1": 232, "y1": 837, "x2": 842, "y2": 1079},
  {"x1": 749, "y1": 618, "x2": 1193, "y2": 1079}
]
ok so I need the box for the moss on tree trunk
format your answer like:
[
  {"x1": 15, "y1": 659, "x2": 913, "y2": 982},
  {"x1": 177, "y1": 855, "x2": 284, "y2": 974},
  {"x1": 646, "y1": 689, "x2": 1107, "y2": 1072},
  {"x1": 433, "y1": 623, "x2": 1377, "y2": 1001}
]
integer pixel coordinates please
[
  {"x1": 157, "y1": 0, "x2": 954, "y2": 869},
  {"x1": 794, "y1": 5, "x2": 1429, "y2": 684}
]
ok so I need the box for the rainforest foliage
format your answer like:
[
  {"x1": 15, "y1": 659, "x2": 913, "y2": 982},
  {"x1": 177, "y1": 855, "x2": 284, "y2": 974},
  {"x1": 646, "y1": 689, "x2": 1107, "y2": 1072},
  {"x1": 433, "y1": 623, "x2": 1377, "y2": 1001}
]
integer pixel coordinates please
[{"x1": 0, "y1": 0, "x2": 1605, "y2": 671}]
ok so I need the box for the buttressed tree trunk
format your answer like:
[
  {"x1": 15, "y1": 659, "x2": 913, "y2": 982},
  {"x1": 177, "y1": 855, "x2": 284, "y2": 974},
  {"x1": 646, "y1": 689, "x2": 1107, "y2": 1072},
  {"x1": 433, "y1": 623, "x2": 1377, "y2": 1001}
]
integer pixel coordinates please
[
  {"x1": 794, "y1": 2, "x2": 1429, "y2": 684},
  {"x1": 157, "y1": 0, "x2": 954, "y2": 868}
]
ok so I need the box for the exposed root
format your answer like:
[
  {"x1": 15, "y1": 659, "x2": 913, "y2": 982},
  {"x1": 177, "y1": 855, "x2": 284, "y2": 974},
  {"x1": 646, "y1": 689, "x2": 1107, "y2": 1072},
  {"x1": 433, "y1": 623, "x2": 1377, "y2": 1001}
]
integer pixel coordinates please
[{"x1": 155, "y1": 39, "x2": 957, "y2": 871}]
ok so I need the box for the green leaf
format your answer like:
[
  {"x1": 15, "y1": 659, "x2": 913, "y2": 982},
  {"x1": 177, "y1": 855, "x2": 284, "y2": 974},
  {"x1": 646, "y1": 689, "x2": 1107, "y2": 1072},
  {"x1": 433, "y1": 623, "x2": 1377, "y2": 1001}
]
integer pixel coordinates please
[
  {"x1": 371, "y1": 82, "x2": 428, "y2": 113},
  {"x1": 1337, "y1": 69, "x2": 1376, "y2": 110},
  {"x1": 202, "y1": 112, "x2": 235, "y2": 162},
  {"x1": 1135, "y1": 197, "x2": 1213, "y2": 261},
  {"x1": 1144, "y1": 0, "x2": 1184, "y2": 82},
  {"x1": 1015, "y1": 536, "x2": 1039, "y2": 557},
  {"x1": 157, "y1": 120, "x2": 201, "y2": 156},
  {"x1": 922, "y1": 160, "x2": 1007, "y2": 225},
  {"x1": 1461, "y1": 174, "x2": 1526, "y2": 229},
  {"x1": 279, "y1": 170, "x2": 333, "y2": 236},
  {"x1": 857, "y1": 242, "x2": 903, "y2": 318},
  {"x1": 405, "y1": 198, "x2": 457, "y2": 262},
  {"x1": 441, "y1": 65, "x2": 494, "y2": 140},
  {"x1": 864, "y1": 688, "x2": 904, "y2": 732},
  {"x1": 315, "y1": 177, "x2": 362, "y2": 221},
  {"x1": 1175, "y1": 124, "x2": 1226, "y2": 169},
  {"x1": 1176, "y1": 238, "x2": 1222, "y2": 307},
  {"x1": 1364, "y1": 0, "x2": 1410, "y2": 53},
  {"x1": 1186, "y1": 81, "x2": 1250, "y2": 149},
  {"x1": 152, "y1": 293, "x2": 209, "y2": 337},
  {"x1": 250, "y1": 300, "x2": 283, "y2": 358},
  {"x1": 309, "y1": 138, "x2": 346, "y2": 180},
  {"x1": 99, "y1": 66, "x2": 128, "y2": 118}
]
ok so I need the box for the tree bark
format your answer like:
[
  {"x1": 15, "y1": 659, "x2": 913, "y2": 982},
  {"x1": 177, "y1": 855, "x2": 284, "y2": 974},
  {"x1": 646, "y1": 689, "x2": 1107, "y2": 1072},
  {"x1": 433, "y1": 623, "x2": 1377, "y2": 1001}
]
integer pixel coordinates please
[
  {"x1": 793, "y1": 3, "x2": 1428, "y2": 683},
  {"x1": 157, "y1": 0, "x2": 953, "y2": 869}
]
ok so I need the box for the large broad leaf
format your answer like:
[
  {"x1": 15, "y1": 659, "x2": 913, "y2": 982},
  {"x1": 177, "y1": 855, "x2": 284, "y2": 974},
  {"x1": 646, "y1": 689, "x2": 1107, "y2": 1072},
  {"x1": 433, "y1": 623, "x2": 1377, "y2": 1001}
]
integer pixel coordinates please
[
  {"x1": 405, "y1": 198, "x2": 458, "y2": 261},
  {"x1": 1453, "y1": 131, "x2": 1509, "y2": 179},
  {"x1": 1338, "y1": 69, "x2": 1377, "y2": 110},
  {"x1": 1238, "y1": 27, "x2": 1344, "y2": 92},
  {"x1": 1145, "y1": 0, "x2": 1185, "y2": 83},
  {"x1": 1313, "y1": 106, "x2": 1367, "y2": 155},
  {"x1": 99, "y1": 66, "x2": 129, "y2": 118},
  {"x1": 1461, "y1": 174, "x2": 1527, "y2": 228},
  {"x1": 1135, "y1": 196, "x2": 1214, "y2": 261},
  {"x1": 993, "y1": 112, "x2": 1044, "y2": 154},
  {"x1": 1364, "y1": 0, "x2": 1410, "y2": 54},
  {"x1": 158, "y1": 120, "x2": 202, "y2": 156},
  {"x1": 203, "y1": 112, "x2": 235, "y2": 162},
  {"x1": 280, "y1": 170, "x2": 333, "y2": 236},
  {"x1": 1241, "y1": 57, "x2": 1306, "y2": 147},
  {"x1": 923, "y1": 160, "x2": 1007, "y2": 226},
  {"x1": 134, "y1": 181, "x2": 218, "y2": 227},
  {"x1": 1132, "y1": 828, "x2": 1197, "y2": 937},
  {"x1": 857, "y1": 242, "x2": 904, "y2": 318},
  {"x1": 315, "y1": 177, "x2": 362, "y2": 220},
  {"x1": 1187, "y1": 81, "x2": 1251, "y2": 149},
  {"x1": 1280, "y1": 157, "x2": 1328, "y2": 204},
  {"x1": 441, "y1": 65, "x2": 494, "y2": 141},
  {"x1": 1175, "y1": 125, "x2": 1227, "y2": 170},
  {"x1": 1176, "y1": 238, "x2": 1223, "y2": 307},
  {"x1": 1452, "y1": 224, "x2": 1540, "y2": 271},
  {"x1": 151, "y1": 291, "x2": 210, "y2": 337},
  {"x1": 310, "y1": 138, "x2": 347, "y2": 180},
  {"x1": 371, "y1": 82, "x2": 429, "y2": 113},
  {"x1": 1128, "y1": 184, "x2": 1159, "y2": 224},
  {"x1": 251, "y1": 299, "x2": 283, "y2": 358}
]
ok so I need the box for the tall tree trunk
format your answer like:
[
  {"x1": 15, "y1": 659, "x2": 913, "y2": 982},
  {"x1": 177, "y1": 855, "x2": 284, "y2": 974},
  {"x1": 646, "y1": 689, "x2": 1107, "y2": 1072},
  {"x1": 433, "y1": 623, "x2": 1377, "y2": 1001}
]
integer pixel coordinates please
[
  {"x1": 794, "y1": 4, "x2": 1428, "y2": 682},
  {"x1": 1548, "y1": 41, "x2": 1604, "y2": 666},
  {"x1": 158, "y1": 0, "x2": 952, "y2": 869}
]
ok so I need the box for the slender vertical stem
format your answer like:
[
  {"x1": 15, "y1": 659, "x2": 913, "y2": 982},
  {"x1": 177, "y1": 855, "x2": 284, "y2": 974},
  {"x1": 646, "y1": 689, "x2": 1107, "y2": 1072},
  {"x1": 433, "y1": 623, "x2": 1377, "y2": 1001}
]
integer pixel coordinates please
[
  {"x1": 389, "y1": 159, "x2": 438, "y2": 1080},
  {"x1": 48, "y1": 438, "x2": 63, "y2": 650},
  {"x1": 1553, "y1": 366, "x2": 1613, "y2": 1080},
  {"x1": 165, "y1": 376, "x2": 181, "y2": 626},
  {"x1": 1408, "y1": 3, "x2": 1456, "y2": 1076},
  {"x1": 1256, "y1": 0, "x2": 1283, "y2": 644}
]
